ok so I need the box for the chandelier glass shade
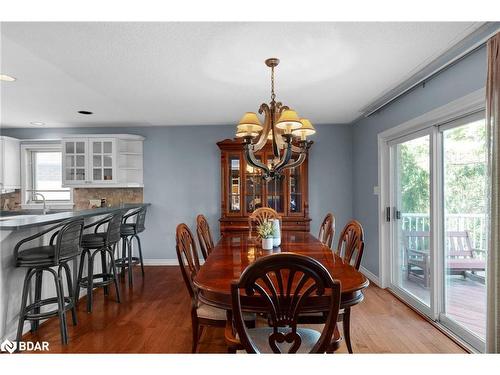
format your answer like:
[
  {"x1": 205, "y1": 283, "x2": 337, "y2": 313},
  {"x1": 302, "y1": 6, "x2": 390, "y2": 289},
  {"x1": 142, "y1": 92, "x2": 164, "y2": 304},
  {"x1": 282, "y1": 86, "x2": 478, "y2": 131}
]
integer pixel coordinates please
[{"x1": 235, "y1": 58, "x2": 316, "y2": 180}]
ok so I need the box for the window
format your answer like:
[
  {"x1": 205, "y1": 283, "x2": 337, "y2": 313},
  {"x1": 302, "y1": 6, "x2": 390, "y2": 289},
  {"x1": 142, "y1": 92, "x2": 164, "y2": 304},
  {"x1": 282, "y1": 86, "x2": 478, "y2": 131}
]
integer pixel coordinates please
[{"x1": 22, "y1": 144, "x2": 72, "y2": 204}]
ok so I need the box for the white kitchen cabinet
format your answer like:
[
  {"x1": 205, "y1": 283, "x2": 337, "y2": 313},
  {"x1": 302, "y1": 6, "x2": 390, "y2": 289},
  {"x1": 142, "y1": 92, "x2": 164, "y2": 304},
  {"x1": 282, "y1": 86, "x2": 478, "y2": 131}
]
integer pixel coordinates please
[
  {"x1": 62, "y1": 134, "x2": 144, "y2": 187},
  {"x1": 0, "y1": 136, "x2": 21, "y2": 191}
]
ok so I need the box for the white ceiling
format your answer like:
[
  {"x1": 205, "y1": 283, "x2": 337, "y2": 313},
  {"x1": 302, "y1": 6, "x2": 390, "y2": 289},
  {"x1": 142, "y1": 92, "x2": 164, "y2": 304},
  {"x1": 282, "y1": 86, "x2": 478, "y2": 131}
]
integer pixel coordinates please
[{"x1": 0, "y1": 22, "x2": 484, "y2": 128}]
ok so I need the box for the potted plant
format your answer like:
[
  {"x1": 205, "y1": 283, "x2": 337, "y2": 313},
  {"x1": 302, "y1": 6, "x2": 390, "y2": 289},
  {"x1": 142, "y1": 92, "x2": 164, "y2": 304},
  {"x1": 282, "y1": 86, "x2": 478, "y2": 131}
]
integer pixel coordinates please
[{"x1": 257, "y1": 220, "x2": 276, "y2": 250}]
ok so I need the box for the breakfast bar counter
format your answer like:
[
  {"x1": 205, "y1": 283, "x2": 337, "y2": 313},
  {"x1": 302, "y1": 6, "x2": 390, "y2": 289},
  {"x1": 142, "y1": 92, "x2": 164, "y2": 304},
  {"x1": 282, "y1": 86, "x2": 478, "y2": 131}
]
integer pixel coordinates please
[{"x1": 0, "y1": 204, "x2": 150, "y2": 342}]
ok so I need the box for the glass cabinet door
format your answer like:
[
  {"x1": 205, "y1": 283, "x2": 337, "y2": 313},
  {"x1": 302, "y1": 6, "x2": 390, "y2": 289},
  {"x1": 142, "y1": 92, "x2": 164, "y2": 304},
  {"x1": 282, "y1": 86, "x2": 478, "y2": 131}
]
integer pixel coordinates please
[
  {"x1": 266, "y1": 156, "x2": 285, "y2": 213},
  {"x1": 90, "y1": 139, "x2": 115, "y2": 183},
  {"x1": 245, "y1": 155, "x2": 264, "y2": 214},
  {"x1": 64, "y1": 140, "x2": 87, "y2": 183},
  {"x1": 289, "y1": 164, "x2": 302, "y2": 214},
  {"x1": 228, "y1": 155, "x2": 241, "y2": 213}
]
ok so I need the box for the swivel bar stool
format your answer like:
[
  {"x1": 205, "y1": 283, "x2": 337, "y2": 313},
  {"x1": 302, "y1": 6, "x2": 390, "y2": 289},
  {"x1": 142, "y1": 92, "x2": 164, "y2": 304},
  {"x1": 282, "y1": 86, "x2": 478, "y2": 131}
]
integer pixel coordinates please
[
  {"x1": 14, "y1": 218, "x2": 84, "y2": 346},
  {"x1": 116, "y1": 206, "x2": 147, "y2": 286},
  {"x1": 76, "y1": 211, "x2": 124, "y2": 313}
]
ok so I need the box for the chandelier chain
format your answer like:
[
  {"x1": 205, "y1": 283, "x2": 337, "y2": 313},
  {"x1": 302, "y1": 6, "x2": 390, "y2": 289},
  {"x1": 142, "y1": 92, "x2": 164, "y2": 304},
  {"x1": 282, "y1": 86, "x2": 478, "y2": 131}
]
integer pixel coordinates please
[{"x1": 271, "y1": 66, "x2": 276, "y2": 102}]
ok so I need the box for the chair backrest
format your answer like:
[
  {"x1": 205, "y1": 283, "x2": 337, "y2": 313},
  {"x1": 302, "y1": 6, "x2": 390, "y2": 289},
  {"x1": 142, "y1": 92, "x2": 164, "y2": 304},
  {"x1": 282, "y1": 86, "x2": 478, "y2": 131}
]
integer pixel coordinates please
[
  {"x1": 176, "y1": 223, "x2": 201, "y2": 298},
  {"x1": 55, "y1": 218, "x2": 84, "y2": 261},
  {"x1": 318, "y1": 213, "x2": 335, "y2": 248},
  {"x1": 446, "y1": 231, "x2": 474, "y2": 258},
  {"x1": 336, "y1": 220, "x2": 364, "y2": 270},
  {"x1": 134, "y1": 206, "x2": 148, "y2": 233},
  {"x1": 248, "y1": 207, "x2": 281, "y2": 237},
  {"x1": 403, "y1": 231, "x2": 430, "y2": 252},
  {"x1": 196, "y1": 214, "x2": 214, "y2": 261},
  {"x1": 231, "y1": 253, "x2": 341, "y2": 354},
  {"x1": 105, "y1": 211, "x2": 125, "y2": 245}
]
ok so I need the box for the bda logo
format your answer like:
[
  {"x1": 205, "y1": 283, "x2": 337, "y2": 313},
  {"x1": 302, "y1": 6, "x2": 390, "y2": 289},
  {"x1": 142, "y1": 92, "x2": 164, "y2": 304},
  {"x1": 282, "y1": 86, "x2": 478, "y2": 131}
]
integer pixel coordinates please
[{"x1": 1, "y1": 339, "x2": 17, "y2": 354}]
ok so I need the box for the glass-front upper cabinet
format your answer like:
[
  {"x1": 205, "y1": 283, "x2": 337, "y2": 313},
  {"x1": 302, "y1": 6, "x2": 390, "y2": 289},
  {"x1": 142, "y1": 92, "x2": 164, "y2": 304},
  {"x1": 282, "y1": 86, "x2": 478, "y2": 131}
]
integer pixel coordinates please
[
  {"x1": 63, "y1": 139, "x2": 87, "y2": 184},
  {"x1": 289, "y1": 162, "x2": 303, "y2": 214},
  {"x1": 90, "y1": 138, "x2": 116, "y2": 183},
  {"x1": 266, "y1": 156, "x2": 285, "y2": 213},
  {"x1": 244, "y1": 155, "x2": 264, "y2": 214},
  {"x1": 228, "y1": 155, "x2": 241, "y2": 214}
]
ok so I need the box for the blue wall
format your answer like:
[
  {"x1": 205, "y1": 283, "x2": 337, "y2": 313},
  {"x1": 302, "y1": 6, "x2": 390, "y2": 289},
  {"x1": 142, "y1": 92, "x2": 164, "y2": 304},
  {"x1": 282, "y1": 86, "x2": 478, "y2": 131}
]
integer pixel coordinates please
[
  {"x1": 351, "y1": 45, "x2": 488, "y2": 275},
  {"x1": 1, "y1": 124, "x2": 353, "y2": 261}
]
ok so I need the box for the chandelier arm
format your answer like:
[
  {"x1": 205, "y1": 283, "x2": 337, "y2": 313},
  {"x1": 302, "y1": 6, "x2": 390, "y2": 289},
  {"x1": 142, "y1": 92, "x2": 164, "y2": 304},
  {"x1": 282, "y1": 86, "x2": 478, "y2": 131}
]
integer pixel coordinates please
[
  {"x1": 244, "y1": 144, "x2": 270, "y2": 175},
  {"x1": 273, "y1": 141, "x2": 294, "y2": 174},
  {"x1": 254, "y1": 103, "x2": 271, "y2": 152},
  {"x1": 280, "y1": 152, "x2": 307, "y2": 171}
]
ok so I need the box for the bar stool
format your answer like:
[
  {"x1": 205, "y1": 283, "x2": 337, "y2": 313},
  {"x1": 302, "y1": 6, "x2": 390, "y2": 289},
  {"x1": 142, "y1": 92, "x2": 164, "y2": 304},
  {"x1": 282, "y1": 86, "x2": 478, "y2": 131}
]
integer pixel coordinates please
[
  {"x1": 14, "y1": 218, "x2": 84, "y2": 346},
  {"x1": 116, "y1": 206, "x2": 147, "y2": 286},
  {"x1": 76, "y1": 211, "x2": 123, "y2": 313}
]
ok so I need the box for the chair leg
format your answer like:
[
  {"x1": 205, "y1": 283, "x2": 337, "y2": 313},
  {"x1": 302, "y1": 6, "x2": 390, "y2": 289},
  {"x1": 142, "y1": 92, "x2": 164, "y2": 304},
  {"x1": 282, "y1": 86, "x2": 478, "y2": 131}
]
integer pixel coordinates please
[
  {"x1": 135, "y1": 235, "x2": 145, "y2": 276},
  {"x1": 16, "y1": 268, "x2": 36, "y2": 350},
  {"x1": 75, "y1": 250, "x2": 88, "y2": 306},
  {"x1": 87, "y1": 251, "x2": 97, "y2": 313},
  {"x1": 107, "y1": 246, "x2": 121, "y2": 303},
  {"x1": 191, "y1": 316, "x2": 199, "y2": 353},
  {"x1": 61, "y1": 262, "x2": 78, "y2": 326},
  {"x1": 121, "y1": 237, "x2": 127, "y2": 278},
  {"x1": 127, "y1": 237, "x2": 134, "y2": 286},
  {"x1": 343, "y1": 307, "x2": 353, "y2": 354},
  {"x1": 52, "y1": 267, "x2": 69, "y2": 345},
  {"x1": 101, "y1": 249, "x2": 109, "y2": 296},
  {"x1": 31, "y1": 270, "x2": 43, "y2": 332}
]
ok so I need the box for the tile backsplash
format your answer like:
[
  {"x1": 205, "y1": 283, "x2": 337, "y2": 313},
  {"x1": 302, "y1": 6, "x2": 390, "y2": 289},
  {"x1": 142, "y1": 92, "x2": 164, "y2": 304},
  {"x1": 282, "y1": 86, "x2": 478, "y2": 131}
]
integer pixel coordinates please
[{"x1": 73, "y1": 188, "x2": 143, "y2": 210}]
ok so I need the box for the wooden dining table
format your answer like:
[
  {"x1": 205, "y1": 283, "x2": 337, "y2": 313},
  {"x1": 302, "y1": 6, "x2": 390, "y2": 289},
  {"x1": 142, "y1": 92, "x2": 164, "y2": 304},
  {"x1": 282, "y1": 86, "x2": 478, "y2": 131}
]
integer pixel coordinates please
[{"x1": 194, "y1": 231, "x2": 369, "y2": 312}]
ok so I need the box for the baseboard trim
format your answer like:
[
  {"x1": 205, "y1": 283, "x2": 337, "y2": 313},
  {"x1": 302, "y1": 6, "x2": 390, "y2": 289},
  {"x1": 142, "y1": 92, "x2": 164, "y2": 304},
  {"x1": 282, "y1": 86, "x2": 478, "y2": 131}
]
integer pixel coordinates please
[
  {"x1": 142, "y1": 259, "x2": 179, "y2": 266},
  {"x1": 360, "y1": 266, "x2": 381, "y2": 288}
]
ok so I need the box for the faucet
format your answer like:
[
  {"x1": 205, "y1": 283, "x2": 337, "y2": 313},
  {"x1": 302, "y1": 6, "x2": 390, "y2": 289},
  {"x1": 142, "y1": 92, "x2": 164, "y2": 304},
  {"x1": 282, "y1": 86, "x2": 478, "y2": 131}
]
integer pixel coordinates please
[{"x1": 31, "y1": 192, "x2": 48, "y2": 214}]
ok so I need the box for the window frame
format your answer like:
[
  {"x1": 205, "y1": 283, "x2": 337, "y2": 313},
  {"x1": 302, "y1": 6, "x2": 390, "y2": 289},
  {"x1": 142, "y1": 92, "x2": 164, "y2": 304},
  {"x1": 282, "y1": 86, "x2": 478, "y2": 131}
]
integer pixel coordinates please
[{"x1": 21, "y1": 142, "x2": 74, "y2": 209}]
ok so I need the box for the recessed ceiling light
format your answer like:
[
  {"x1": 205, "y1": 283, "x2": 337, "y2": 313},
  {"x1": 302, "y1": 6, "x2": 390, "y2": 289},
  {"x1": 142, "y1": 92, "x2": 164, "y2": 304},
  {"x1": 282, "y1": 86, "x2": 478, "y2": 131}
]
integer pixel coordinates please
[
  {"x1": 78, "y1": 110, "x2": 93, "y2": 115},
  {"x1": 30, "y1": 122, "x2": 45, "y2": 126},
  {"x1": 0, "y1": 74, "x2": 16, "y2": 82}
]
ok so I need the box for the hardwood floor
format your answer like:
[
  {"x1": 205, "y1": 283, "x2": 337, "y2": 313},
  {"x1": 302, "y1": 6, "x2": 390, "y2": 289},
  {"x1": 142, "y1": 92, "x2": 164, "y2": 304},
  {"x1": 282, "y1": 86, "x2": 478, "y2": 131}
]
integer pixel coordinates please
[{"x1": 22, "y1": 266, "x2": 466, "y2": 353}]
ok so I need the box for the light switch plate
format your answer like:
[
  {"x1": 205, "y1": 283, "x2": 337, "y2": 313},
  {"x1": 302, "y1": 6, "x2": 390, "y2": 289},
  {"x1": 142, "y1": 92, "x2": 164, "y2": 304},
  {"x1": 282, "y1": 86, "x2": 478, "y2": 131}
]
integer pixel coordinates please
[{"x1": 373, "y1": 186, "x2": 380, "y2": 195}]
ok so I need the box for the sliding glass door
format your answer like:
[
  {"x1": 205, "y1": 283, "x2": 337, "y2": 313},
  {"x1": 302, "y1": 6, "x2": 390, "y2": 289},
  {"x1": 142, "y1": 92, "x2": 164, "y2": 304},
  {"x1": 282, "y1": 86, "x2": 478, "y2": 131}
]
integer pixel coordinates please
[
  {"x1": 390, "y1": 132, "x2": 432, "y2": 312},
  {"x1": 440, "y1": 113, "x2": 487, "y2": 351},
  {"x1": 387, "y1": 112, "x2": 487, "y2": 351}
]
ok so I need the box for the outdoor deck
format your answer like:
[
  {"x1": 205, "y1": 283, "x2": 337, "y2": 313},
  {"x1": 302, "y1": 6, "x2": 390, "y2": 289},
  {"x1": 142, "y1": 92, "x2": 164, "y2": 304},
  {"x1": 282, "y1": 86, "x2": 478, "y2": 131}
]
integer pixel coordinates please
[{"x1": 402, "y1": 275, "x2": 486, "y2": 339}]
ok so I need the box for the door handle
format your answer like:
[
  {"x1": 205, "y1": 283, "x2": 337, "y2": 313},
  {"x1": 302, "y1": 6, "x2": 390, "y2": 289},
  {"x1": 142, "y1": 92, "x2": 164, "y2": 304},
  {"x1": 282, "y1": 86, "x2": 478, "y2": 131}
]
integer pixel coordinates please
[{"x1": 386, "y1": 207, "x2": 391, "y2": 222}]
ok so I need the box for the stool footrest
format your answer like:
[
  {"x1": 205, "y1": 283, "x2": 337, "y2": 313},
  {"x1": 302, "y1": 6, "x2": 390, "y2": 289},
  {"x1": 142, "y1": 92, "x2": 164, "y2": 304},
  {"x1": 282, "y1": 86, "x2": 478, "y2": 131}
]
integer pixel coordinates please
[
  {"x1": 79, "y1": 272, "x2": 116, "y2": 288},
  {"x1": 24, "y1": 296, "x2": 74, "y2": 320},
  {"x1": 115, "y1": 257, "x2": 140, "y2": 267}
]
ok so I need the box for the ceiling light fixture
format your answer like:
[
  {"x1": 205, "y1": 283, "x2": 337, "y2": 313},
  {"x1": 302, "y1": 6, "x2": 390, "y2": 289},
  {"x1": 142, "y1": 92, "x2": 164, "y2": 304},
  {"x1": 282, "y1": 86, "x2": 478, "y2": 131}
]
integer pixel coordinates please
[
  {"x1": 235, "y1": 58, "x2": 315, "y2": 180},
  {"x1": 30, "y1": 122, "x2": 45, "y2": 126},
  {"x1": 78, "y1": 110, "x2": 93, "y2": 115},
  {"x1": 0, "y1": 74, "x2": 16, "y2": 82}
]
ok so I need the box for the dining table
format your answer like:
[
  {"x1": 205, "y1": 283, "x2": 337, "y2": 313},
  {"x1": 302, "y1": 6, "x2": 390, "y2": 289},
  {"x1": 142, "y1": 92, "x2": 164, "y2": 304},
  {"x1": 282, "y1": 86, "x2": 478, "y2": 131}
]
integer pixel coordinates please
[{"x1": 194, "y1": 231, "x2": 369, "y2": 313}]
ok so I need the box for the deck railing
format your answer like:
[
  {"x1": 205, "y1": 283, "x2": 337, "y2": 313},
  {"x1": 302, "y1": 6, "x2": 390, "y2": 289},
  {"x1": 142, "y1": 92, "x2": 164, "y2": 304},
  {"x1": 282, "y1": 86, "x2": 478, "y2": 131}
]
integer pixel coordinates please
[{"x1": 401, "y1": 213, "x2": 487, "y2": 259}]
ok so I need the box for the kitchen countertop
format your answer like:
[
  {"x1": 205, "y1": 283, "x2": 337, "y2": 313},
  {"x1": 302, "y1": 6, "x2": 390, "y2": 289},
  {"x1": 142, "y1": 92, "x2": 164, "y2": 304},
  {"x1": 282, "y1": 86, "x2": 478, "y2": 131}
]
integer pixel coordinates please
[{"x1": 0, "y1": 203, "x2": 150, "y2": 230}]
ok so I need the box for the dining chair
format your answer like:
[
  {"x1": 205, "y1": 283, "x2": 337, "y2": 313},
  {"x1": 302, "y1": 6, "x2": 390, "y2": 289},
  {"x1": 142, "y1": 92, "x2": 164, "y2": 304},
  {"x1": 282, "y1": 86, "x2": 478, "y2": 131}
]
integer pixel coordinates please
[
  {"x1": 196, "y1": 214, "x2": 214, "y2": 261},
  {"x1": 299, "y1": 219, "x2": 364, "y2": 353},
  {"x1": 227, "y1": 252, "x2": 342, "y2": 354},
  {"x1": 248, "y1": 207, "x2": 281, "y2": 238},
  {"x1": 335, "y1": 219, "x2": 364, "y2": 353},
  {"x1": 318, "y1": 213, "x2": 335, "y2": 248},
  {"x1": 175, "y1": 223, "x2": 254, "y2": 353}
]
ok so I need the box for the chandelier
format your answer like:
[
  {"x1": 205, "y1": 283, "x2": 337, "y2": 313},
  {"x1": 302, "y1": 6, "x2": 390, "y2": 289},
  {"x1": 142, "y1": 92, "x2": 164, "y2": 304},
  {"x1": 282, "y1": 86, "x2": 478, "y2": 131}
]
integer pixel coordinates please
[{"x1": 235, "y1": 58, "x2": 316, "y2": 181}]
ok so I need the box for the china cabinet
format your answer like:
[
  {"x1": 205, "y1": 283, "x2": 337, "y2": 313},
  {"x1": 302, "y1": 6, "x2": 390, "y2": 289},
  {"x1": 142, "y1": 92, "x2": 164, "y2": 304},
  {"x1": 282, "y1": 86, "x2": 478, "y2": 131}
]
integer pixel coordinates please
[
  {"x1": 218, "y1": 138, "x2": 311, "y2": 234},
  {"x1": 62, "y1": 134, "x2": 144, "y2": 187}
]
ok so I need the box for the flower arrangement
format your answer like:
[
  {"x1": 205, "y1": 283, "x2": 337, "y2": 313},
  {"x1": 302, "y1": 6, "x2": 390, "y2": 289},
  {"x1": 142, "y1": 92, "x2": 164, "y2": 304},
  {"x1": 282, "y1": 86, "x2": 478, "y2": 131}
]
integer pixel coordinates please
[{"x1": 257, "y1": 220, "x2": 276, "y2": 239}]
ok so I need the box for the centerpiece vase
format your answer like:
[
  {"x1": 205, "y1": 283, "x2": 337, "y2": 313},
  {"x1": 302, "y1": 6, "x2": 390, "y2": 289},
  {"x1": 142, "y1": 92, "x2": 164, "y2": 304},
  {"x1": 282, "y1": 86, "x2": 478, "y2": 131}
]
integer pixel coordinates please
[
  {"x1": 262, "y1": 237, "x2": 273, "y2": 250},
  {"x1": 272, "y1": 219, "x2": 281, "y2": 247}
]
